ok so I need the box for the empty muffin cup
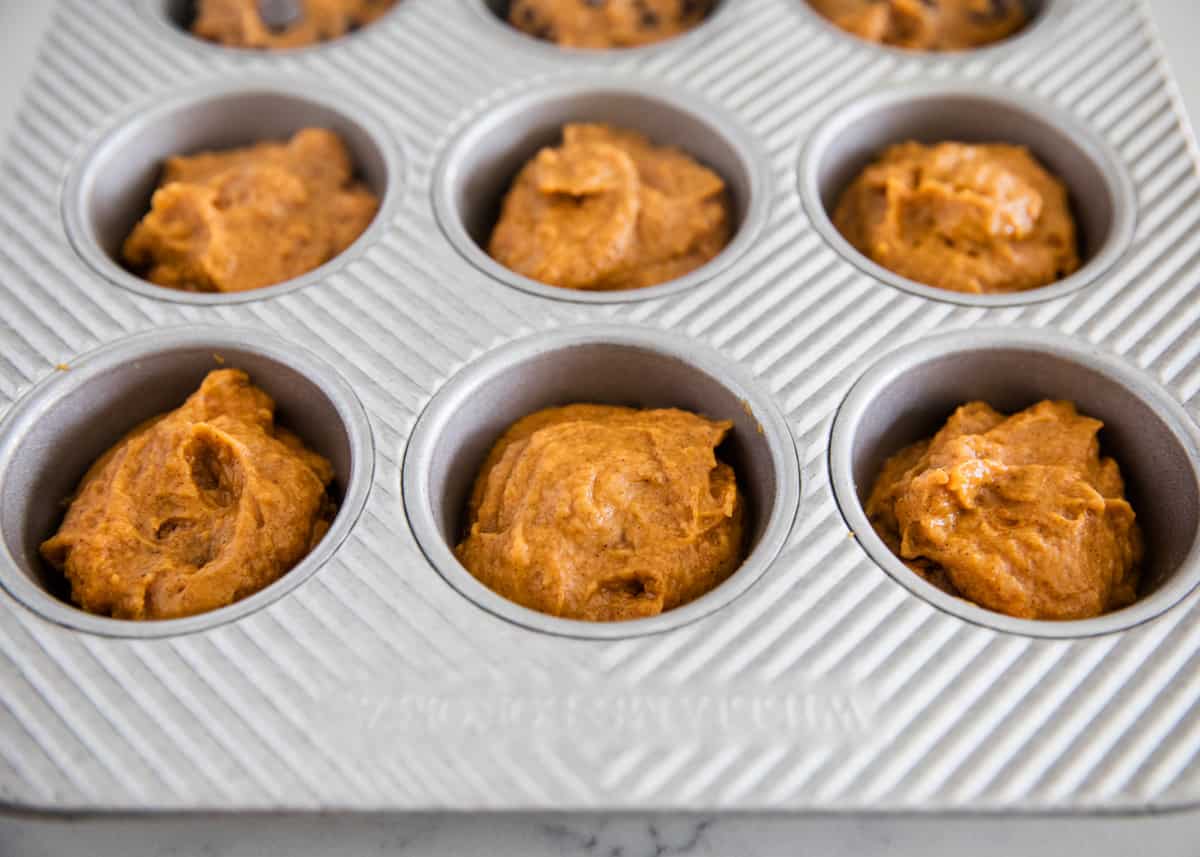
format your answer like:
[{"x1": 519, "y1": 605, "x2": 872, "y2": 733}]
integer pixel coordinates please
[
  {"x1": 402, "y1": 325, "x2": 801, "y2": 638},
  {"x1": 0, "y1": 326, "x2": 374, "y2": 637},
  {"x1": 474, "y1": 0, "x2": 731, "y2": 55},
  {"x1": 799, "y1": 82, "x2": 1136, "y2": 306},
  {"x1": 797, "y1": 0, "x2": 1062, "y2": 57},
  {"x1": 829, "y1": 327, "x2": 1200, "y2": 638},
  {"x1": 63, "y1": 76, "x2": 401, "y2": 304},
  {"x1": 433, "y1": 76, "x2": 768, "y2": 303}
]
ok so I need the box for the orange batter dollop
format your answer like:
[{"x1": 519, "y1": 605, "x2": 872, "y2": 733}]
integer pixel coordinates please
[
  {"x1": 867, "y1": 400, "x2": 1142, "y2": 621},
  {"x1": 123, "y1": 128, "x2": 379, "y2": 294},
  {"x1": 488, "y1": 123, "x2": 732, "y2": 291},
  {"x1": 192, "y1": 0, "x2": 397, "y2": 49},
  {"x1": 41, "y1": 369, "x2": 336, "y2": 621},
  {"x1": 508, "y1": 0, "x2": 714, "y2": 48},
  {"x1": 809, "y1": 0, "x2": 1028, "y2": 51},
  {"x1": 833, "y1": 142, "x2": 1080, "y2": 294},
  {"x1": 456, "y1": 405, "x2": 745, "y2": 621}
]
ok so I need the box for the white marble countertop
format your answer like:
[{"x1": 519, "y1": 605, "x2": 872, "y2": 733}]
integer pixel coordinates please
[
  {"x1": 1, "y1": 809, "x2": 1198, "y2": 856},
  {"x1": 1, "y1": 2, "x2": 1199, "y2": 854}
]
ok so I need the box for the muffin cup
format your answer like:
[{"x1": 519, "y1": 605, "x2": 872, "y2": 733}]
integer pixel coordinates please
[
  {"x1": 828, "y1": 327, "x2": 1200, "y2": 638},
  {"x1": 402, "y1": 325, "x2": 801, "y2": 638},
  {"x1": 62, "y1": 76, "x2": 403, "y2": 305},
  {"x1": 799, "y1": 82, "x2": 1136, "y2": 307},
  {"x1": 471, "y1": 0, "x2": 735, "y2": 58},
  {"x1": 432, "y1": 75, "x2": 769, "y2": 304},
  {"x1": 0, "y1": 326, "x2": 375, "y2": 638},
  {"x1": 794, "y1": 0, "x2": 1065, "y2": 60}
]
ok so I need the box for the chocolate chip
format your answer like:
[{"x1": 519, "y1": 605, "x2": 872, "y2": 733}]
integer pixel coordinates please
[
  {"x1": 256, "y1": 0, "x2": 302, "y2": 33},
  {"x1": 970, "y1": 0, "x2": 1018, "y2": 22}
]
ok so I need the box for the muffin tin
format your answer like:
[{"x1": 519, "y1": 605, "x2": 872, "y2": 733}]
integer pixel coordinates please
[{"x1": 0, "y1": 0, "x2": 1198, "y2": 815}]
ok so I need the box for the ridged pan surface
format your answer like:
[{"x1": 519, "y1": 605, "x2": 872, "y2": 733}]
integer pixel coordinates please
[{"x1": 0, "y1": 0, "x2": 1198, "y2": 814}]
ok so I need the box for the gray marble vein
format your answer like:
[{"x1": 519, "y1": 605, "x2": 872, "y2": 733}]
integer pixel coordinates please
[{"x1": 4, "y1": 812, "x2": 1200, "y2": 856}]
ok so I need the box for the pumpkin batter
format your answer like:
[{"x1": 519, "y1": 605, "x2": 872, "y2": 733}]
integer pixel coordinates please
[
  {"x1": 809, "y1": 0, "x2": 1028, "y2": 51},
  {"x1": 122, "y1": 128, "x2": 379, "y2": 294},
  {"x1": 833, "y1": 141, "x2": 1080, "y2": 294},
  {"x1": 488, "y1": 123, "x2": 732, "y2": 291},
  {"x1": 508, "y1": 0, "x2": 714, "y2": 48},
  {"x1": 866, "y1": 400, "x2": 1142, "y2": 621},
  {"x1": 456, "y1": 405, "x2": 745, "y2": 621},
  {"x1": 192, "y1": 0, "x2": 397, "y2": 49},
  {"x1": 40, "y1": 369, "x2": 337, "y2": 621}
]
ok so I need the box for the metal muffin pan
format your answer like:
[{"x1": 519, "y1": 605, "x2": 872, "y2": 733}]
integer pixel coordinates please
[
  {"x1": 403, "y1": 325, "x2": 801, "y2": 638},
  {"x1": 0, "y1": 0, "x2": 1198, "y2": 815}
]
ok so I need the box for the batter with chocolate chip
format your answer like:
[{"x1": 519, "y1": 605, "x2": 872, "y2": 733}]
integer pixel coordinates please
[
  {"x1": 508, "y1": 0, "x2": 715, "y2": 49},
  {"x1": 192, "y1": 0, "x2": 397, "y2": 49},
  {"x1": 809, "y1": 0, "x2": 1028, "y2": 51}
]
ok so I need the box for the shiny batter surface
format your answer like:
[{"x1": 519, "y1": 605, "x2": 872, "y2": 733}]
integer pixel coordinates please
[
  {"x1": 192, "y1": 0, "x2": 397, "y2": 49},
  {"x1": 123, "y1": 129, "x2": 379, "y2": 294},
  {"x1": 809, "y1": 0, "x2": 1028, "y2": 51},
  {"x1": 456, "y1": 405, "x2": 745, "y2": 622},
  {"x1": 41, "y1": 370, "x2": 336, "y2": 621},
  {"x1": 866, "y1": 400, "x2": 1142, "y2": 621},
  {"x1": 833, "y1": 142, "x2": 1080, "y2": 294},
  {"x1": 508, "y1": 0, "x2": 714, "y2": 48},
  {"x1": 488, "y1": 124, "x2": 731, "y2": 291}
]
